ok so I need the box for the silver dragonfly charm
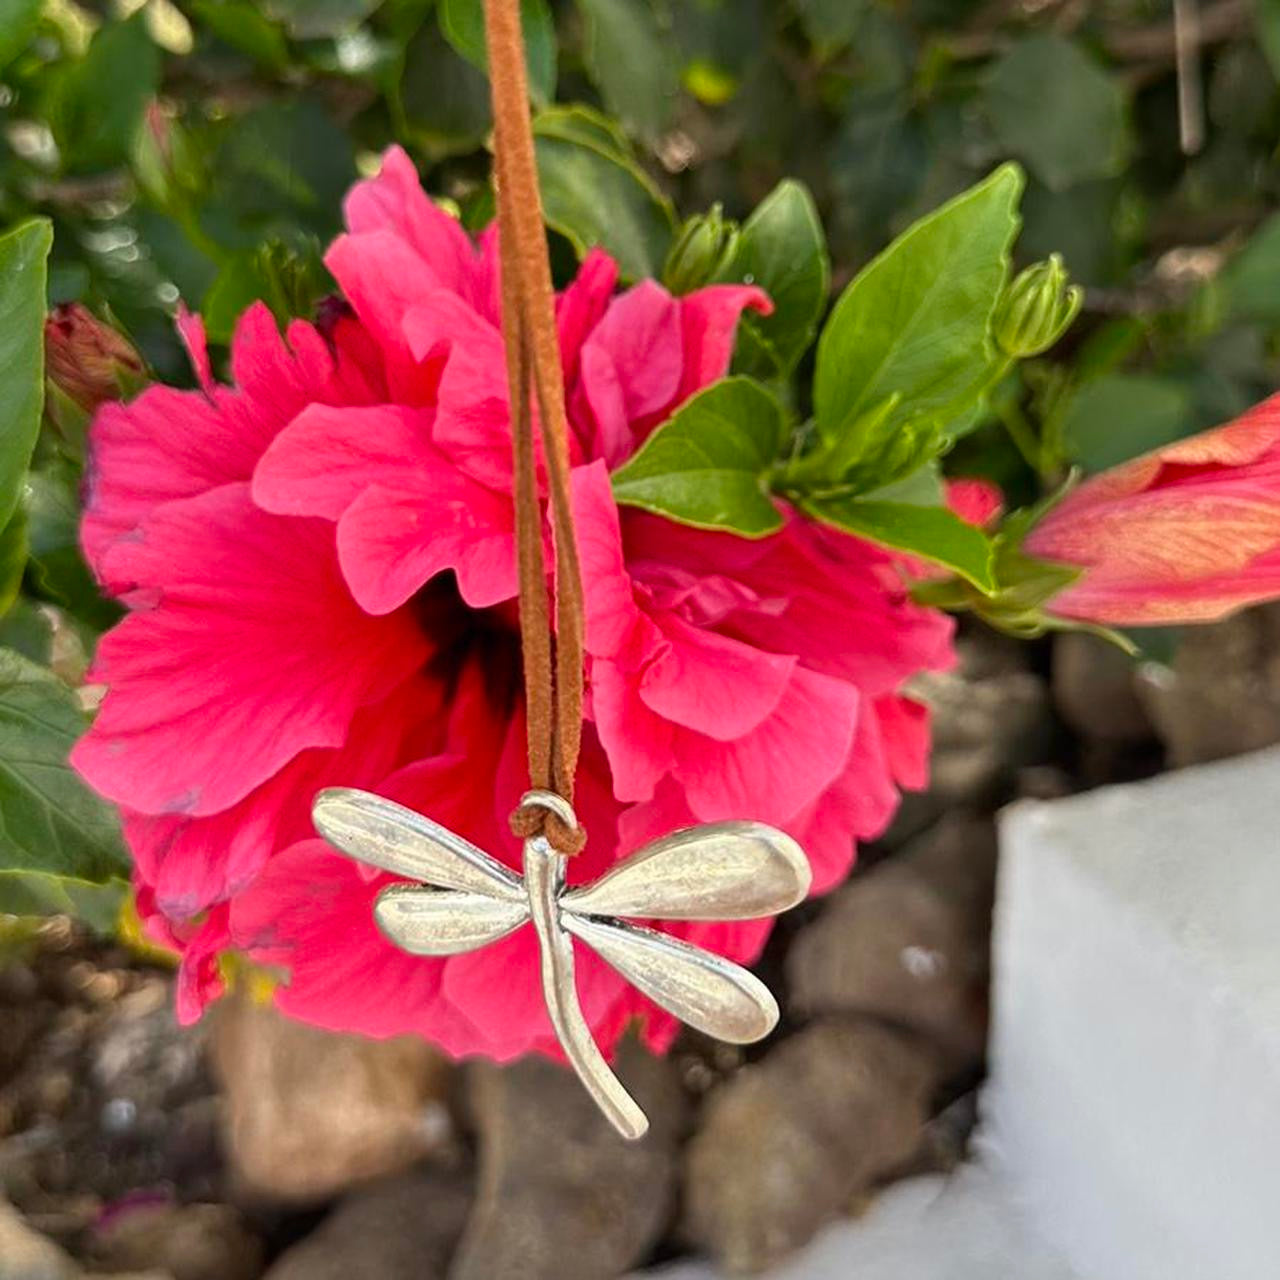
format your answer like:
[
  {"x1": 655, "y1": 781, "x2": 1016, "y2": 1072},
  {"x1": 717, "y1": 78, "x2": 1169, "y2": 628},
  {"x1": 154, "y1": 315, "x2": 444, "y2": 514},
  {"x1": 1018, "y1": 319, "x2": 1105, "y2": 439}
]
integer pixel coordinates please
[{"x1": 312, "y1": 786, "x2": 810, "y2": 1140}]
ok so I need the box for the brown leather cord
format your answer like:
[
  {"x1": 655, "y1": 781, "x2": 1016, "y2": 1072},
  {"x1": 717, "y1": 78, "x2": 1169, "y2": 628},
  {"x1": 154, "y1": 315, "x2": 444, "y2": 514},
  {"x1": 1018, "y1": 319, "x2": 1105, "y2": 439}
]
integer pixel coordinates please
[{"x1": 483, "y1": 0, "x2": 587, "y2": 855}]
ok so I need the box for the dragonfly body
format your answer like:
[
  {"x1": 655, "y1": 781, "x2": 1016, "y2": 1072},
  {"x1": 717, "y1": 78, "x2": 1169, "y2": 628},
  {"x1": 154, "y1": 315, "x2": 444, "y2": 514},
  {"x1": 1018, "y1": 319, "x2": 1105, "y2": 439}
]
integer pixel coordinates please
[{"x1": 312, "y1": 787, "x2": 811, "y2": 1140}]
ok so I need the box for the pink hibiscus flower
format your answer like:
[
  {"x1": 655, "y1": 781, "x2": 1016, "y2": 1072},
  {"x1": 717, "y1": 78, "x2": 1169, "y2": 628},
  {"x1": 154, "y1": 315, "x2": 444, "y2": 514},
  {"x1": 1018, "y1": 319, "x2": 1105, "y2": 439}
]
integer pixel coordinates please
[
  {"x1": 1027, "y1": 392, "x2": 1280, "y2": 625},
  {"x1": 74, "y1": 147, "x2": 956, "y2": 1061}
]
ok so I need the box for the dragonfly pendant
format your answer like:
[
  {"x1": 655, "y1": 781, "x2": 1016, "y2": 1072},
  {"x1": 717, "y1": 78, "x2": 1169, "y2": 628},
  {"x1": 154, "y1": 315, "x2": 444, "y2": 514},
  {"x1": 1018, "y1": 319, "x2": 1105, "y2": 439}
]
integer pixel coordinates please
[{"x1": 311, "y1": 787, "x2": 811, "y2": 1140}]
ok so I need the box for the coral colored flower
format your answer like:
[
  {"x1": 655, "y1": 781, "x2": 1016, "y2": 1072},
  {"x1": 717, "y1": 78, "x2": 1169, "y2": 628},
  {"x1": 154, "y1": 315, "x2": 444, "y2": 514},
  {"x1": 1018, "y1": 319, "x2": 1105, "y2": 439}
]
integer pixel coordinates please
[
  {"x1": 75, "y1": 147, "x2": 956, "y2": 1060},
  {"x1": 1026, "y1": 393, "x2": 1280, "y2": 626}
]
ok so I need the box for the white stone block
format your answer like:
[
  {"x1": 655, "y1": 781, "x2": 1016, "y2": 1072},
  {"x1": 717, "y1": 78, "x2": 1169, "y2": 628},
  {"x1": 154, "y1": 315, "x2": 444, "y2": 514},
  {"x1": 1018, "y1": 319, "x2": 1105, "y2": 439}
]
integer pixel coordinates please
[
  {"x1": 642, "y1": 1160, "x2": 1080, "y2": 1280},
  {"x1": 988, "y1": 747, "x2": 1280, "y2": 1280}
]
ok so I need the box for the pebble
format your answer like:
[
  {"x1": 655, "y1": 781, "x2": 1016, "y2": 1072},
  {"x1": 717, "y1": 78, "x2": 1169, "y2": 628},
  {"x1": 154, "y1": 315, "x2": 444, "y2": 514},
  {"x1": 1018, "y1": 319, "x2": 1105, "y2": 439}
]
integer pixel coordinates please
[
  {"x1": 450, "y1": 1037, "x2": 685, "y2": 1280},
  {"x1": 262, "y1": 1170, "x2": 470, "y2": 1280},
  {"x1": 85, "y1": 1202, "x2": 262, "y2": 1280},
  {"x1": 681, "y1": 1019, "x2": 940, "y2": 1274},
  {"x1": 1137, "y1": 602, "x2": 1280, "y2": 766},
  {"x1": 1052, "y1": 632, "x2": 1151, "y2": 743},
  {"x1": 210, "y1": 993, "x2": 453, "y2": 1202},
  {"x1": 786, "y1": 815, "x2": 997, "y2": 1068}
]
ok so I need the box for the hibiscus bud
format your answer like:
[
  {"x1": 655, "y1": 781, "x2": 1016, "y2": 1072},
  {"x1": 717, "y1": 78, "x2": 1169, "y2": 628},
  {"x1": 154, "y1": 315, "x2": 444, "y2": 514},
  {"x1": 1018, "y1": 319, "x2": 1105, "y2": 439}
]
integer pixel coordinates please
[
  {"x1": 994, "y1": 254, "x2": 1083, "y2": 358},
  {"x1": 132, "y1": 101, "x2": 203, "y2": 209},
  {"x1": 45, "y1": 303, "x2": 146, "y2": 413},
  {"x1": 663, "y1": 204, "x2": 740, "y2": 295},
  {"x1": 1022, "y1": 392, "x2": 1280, "y2": 626}
]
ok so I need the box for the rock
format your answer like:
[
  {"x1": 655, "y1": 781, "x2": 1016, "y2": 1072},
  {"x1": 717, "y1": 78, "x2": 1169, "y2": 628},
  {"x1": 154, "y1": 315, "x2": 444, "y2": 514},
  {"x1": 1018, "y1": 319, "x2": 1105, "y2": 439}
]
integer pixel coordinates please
[
  {"x1": 1052, "y1": 632, "x2": 1151, "y2": 743},
  {"x1": 1, "y1": 938, "x2": 222, "y2": 1212},
  {"x1": 992, "y1": 747, "x2": 1280, "y2": 1280},
  {"x1": 682, "y1": 1019, "x2": 940, "y2": 1274},
  {"x1": 263, "y1": 1170, "x2": 471, "y2": 1280},
  {"x1": 787, "y1": 815, "x2": 997, "y2": 1067},
  {"x1": 450, "y1": 1038, "x2": 684, "y2": 1280},
  {"x1": 1137, "y1": 602, "x2": 1280, "y2": 766},
  {"x1": 210, "y1": 995, "x2": 452, "y2": 1202},
  {"x1": 86, "y1": 1202, "x2": 262, "y2": 1280},
  {"x1": 651, "y1": 1162, "x2": 1082, "y2": 1280},
  {"x1": 899, "y1": 633, "x2": 1053, "y2": 834},
  {"x1": 0, "y1": 1197, "x2": 79, "y2": 1280}
]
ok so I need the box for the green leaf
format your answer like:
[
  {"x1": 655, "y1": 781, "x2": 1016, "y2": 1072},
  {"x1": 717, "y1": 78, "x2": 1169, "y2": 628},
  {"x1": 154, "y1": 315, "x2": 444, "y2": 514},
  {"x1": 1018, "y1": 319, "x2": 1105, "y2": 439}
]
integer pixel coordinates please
[
  {"x1": 0, "y1": 599, "x2": 53, "y2": 667},
  {"x1": 813, "y1": 164, "x2": 1022, "y2": 450},
  {"x1": 1058, "y1": 374, "x2": 1193, "y2": 473},
  {"x1": 200, "y1": 237, "x2": 332, "y2": 345},
  {"x1": 794, "y1": 0, "x2": 869, "y2": 58},
  {"x1": 189, "y1": 0, "x2": 290, "y2": 70},
  {"x1": 1259, "y1": 0, "x2": 1280, "y2": 80},
  {"x1": 533, "y1": 106, "x2": 676, "y2": 280},
  {"x1": 576, "y1": 0, "x2": 679, "y2": 141},
  {"x1": 612, "y1": 377, "x2": 786, "y2": 536},
  {"x1": 23, "y1": 463, "x2": 121, "y2": 632},
  {"x1": 439, "y1": 0, "x2": 557, "y2": 105},
  {"x1": 262, "y1": 0, "x2": 381, "y2": 38},
  {"x1": 0, "y1": 648, "x2": 128, "y2": 882},
  {"x1": 399, "y1": 21, "x2": 492, "y2": 155},
  {"x1": 0, "y1": 219, "x2": 52, "y2": 534},
  {"x1": 801, "y1": 493, "x2": 996, "y2": 591},
  {"x1": 985, "y1": 35, "x2": 1129, "y2": 192},
  {"x1": 47, "y1": 13, "x2": 161, "y2": 172},
  {"x1": 716, "y1": 180, "x2": 829, "y2": 380},
  {"x1": 0, "y1": 0, "x2": 42, "y2": 73},
  {"x1": 0, "y1": 871, "x2": 126, "y2": 932},
  {"x1": 0, "y1": 506, "x2": 27, "y2": 616},
  {"x1": 216, "y1": 98, "x2": 357, "y2": 238},
  {"x1": 1219, "y1": 213, "x2": 1280, "y2": 324}
]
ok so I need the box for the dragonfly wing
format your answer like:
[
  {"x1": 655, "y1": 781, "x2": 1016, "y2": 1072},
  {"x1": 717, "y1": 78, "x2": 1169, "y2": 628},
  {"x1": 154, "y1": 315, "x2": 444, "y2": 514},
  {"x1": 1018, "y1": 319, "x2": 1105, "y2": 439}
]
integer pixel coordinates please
[
  {"x1": 562, "y1": 821, "x2": 810, "y2": 922},
  {"x1": 374, "y1": 885, "x2": 529, "y2": 956},
  {"x1": 313, "y1": 788, "x2": 523, "y2": 900},
  {"x1": 563, "y1": 914, "x2": 779, "y2": 1044}
]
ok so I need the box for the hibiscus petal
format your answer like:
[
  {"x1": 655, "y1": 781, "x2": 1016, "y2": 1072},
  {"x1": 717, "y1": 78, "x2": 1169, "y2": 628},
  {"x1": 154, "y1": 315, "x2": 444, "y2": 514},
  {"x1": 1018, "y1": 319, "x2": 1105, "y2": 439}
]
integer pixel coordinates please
[
  {"x1": 557, "y1": 247, "x2": 619, "y2": 385},
  {"x1": 231, "y1": 839, "x2": 460, "y2": 1043},
  {"x1": 590, "y1": 662, "x2": 676, "y2": 803},
  {"x1": 337, "y1": 475, "x2": 516, "y2": 614},
  {"x1": 175, "y1": 304, "x2": 213, "y2": 393},
  {"x1": 83, "y1": 303, "x2": 352, "y2": 582},
  {"x1": 676, "y1": 666, "x2": 860, "y2": 827},
  {"x1": 674, "y1": 284, "x2": 772, "y2": 406},
  {"x1": 325, "y1": 230, "x2": 444, "y2": 401},
  {"x1": 252, "y1": 404, "x2": 436, "y2": 520},
  {"x1": 73, "y1": 484, "x2": 431, "y2": 816},
  {"x1": 570, "y1": 462, "x2": 644, "y2": 657},
  {"x1": 402, "y1": 295, "x2": 515, "y2": 492},
  {"x1": 126, "y1": 679, "x2": 440, "y2": 918},
  {"x1": 640, "y1": 612, "x2": 795, "y2": 741},
  {"x1": 344, "y1": 146, "x2": 482, "y2": 302},
  {"x1": 587, "y1": 281, "x2": 683, "y2": 417}
]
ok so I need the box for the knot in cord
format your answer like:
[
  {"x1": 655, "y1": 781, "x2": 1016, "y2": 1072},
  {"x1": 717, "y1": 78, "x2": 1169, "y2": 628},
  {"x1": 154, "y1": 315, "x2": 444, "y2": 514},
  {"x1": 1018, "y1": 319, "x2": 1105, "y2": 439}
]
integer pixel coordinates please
[{"x1": 511, "y1": 789, "x2": 586, "y2": 856}]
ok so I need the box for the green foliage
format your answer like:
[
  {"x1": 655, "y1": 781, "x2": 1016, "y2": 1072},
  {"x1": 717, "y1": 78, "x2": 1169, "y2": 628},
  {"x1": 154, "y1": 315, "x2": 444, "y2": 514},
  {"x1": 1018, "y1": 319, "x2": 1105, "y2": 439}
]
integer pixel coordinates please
[
  {"x1": 0, "y1": 0, "x2": 42, "y2": 74},
  {"x1": 440, "y1": 0, "x2": 557, "y2": 105},
  {"x1": 534, "y1": 107, "x2": 675, "y2": 279},
  {"x1": 612, "y1": 378, "x2": 786, "y2": 536},
  {"x1": 1058, "y1": 374, "x2": 1193, "y2": 474},
  {"x1": 576, "y1": 0, "x2": 678, "y2": 141},
  {"x1": 0, "y1": 220, "x2": 52, "y2": 532},
  {"x1": 813, "y1": 165, "x2": 1022, "y2": 448},
  {"x1": 0, "y1": 649, "x2": 128, "y2": 884},
  {"x1": 0, "y1": 871, "x2": 126, "y2": 933},
  {"x1": 984, "y1": 35, "x2": 1130, "y2": 192},
  {"x1": 803, "y1": 489, "x2": 996, "y2": 592},
  {"x1": 715, "y1": 180, "x2": 829, "y2": 380},
  {"x1": 46, "y1": 13, "x2": 161, "y2": 173}
]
